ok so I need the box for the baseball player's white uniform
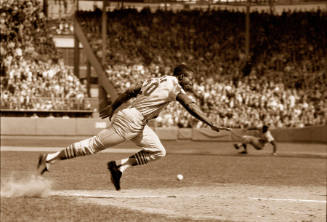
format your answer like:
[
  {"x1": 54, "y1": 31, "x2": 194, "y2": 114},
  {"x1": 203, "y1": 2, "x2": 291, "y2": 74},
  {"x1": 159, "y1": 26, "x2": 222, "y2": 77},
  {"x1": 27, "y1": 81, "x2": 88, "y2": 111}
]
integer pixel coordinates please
[
  {"x1": 69, "y1": 76, "x2": 185, "y2": 162},
  {"x1": 241, "y1": 130, "x2": 275, "y2": 150}
]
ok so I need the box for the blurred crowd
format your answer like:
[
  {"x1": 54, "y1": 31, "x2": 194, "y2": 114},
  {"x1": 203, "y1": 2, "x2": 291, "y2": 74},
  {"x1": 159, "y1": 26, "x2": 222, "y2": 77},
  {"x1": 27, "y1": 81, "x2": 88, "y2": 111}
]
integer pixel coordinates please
[
  {"x1": 77, "y1": 8, "x2": 326, "y2": 128},
  {"x1": 0, "y1": 0, "x2": 90, "y2": 112}
]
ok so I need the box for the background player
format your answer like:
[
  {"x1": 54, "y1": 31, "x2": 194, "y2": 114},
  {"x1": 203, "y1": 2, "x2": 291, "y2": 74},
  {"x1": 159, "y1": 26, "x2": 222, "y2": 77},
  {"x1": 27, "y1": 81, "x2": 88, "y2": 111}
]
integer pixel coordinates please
[
  {"x1": 37, "y1": 64, "x2": 230, "y2": 190},
  {"x1": 233, "y1": 125, "x2": 277, "y2": 155}
]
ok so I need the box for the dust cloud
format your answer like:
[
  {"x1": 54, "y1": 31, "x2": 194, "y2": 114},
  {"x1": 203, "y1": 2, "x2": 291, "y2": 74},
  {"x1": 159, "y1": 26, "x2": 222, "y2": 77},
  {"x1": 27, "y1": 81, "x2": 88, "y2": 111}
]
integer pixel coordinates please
[{"x1": 1, "y1": 174, "x2": 52, "y2": 198}]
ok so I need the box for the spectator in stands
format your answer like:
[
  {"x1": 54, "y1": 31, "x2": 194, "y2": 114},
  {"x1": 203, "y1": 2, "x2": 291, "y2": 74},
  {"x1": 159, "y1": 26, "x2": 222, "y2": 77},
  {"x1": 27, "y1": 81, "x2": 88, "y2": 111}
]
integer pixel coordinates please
[{"x1": 0, "y1": 0, "x2": 90, "y2": 114}]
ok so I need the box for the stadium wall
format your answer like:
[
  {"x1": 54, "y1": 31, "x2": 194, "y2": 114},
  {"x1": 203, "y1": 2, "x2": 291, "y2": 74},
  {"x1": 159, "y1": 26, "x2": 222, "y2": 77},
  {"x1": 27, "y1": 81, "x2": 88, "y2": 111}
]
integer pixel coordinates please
[{"x1": 1, "y1": 117, "x2": 326, "y2": 143}]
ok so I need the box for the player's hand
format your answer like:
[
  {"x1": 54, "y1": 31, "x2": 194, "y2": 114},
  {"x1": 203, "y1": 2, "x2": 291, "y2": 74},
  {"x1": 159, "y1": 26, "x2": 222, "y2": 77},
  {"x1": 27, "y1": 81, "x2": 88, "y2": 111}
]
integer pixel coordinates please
[
  {"x1": 99, "y1": 105, "x2": 113, "y2": 119},
  {"x1": 210, "y1": 125, "x2": 220, "y2": 132}
]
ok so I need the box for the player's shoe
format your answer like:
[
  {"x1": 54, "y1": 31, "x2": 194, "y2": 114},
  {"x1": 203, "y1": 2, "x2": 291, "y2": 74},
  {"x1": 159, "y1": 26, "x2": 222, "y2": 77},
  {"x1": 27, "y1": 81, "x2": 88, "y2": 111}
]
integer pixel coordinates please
[
  {"x1": 233, "y1": 144, "x2": 239, "y2": 150},
  {"x1": 107, "y1": 161, "x2": 122, "y2": 191},
  {"x1": 239, "y1": 150, "x2": 248, "y2": 154},
  {"x1": 37, "y1": 153, "x2": 49, "y2": 175}
]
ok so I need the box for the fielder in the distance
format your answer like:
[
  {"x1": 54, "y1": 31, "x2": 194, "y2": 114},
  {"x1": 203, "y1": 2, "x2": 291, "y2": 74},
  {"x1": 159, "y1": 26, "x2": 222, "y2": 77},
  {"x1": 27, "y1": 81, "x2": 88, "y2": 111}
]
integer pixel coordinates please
[
  {"x1": 37, "y1": 64, "x2": 230, "y2": 190},
  {"x1": 233, "y1": 125, "x2": 277, "y2": 155}
]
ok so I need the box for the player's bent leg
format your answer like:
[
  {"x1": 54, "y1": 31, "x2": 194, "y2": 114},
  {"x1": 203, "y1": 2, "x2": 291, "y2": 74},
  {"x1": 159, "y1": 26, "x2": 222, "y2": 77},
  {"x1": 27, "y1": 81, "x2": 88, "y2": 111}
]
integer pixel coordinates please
[
  {"x1": 111, "y1": 125, "x2": 166, "y2": 174},
  {"x1": 105, "y1": 108, "x2": 149, "y2": 190},
  {"x1": 128, "y1": 146, "x2": 166, "y2": 166},
  {"x1": 250, "y1": 140, "x2": 264, "y2": 150},
  {"x1": 108, "y1": 125, "x2": 166, "y2": 190},
  {"x1": 240, "y1": 136, "x2": 262, "y2": 154},
  {"x1": 108, "y1": 147, "x2": 165, "y2": 190},
  {"x1": 130, "y1": 124, "x2": 166, "y2": 164}
]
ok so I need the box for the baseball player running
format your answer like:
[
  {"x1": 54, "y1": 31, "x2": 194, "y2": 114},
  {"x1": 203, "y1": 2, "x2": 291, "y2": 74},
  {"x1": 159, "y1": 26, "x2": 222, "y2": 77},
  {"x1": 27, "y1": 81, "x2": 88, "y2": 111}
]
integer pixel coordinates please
[
  {"x1": 37, "y1": 64, "x2": 229, "y2": 190},
  {"x1": 233, "y1": 125, "x2": 277, "y2": 155}
]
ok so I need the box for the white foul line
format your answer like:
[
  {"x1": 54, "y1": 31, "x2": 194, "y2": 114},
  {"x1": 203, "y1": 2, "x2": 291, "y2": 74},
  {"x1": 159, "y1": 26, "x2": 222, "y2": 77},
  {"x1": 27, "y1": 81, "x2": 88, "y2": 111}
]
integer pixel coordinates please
[
  {"x1": 51, "y1": 190, "x2": 327, "y2": 204},
  {"x1": 51, "y1": 191, "x2": 169, "y2": 199},
  {"x1": 250, "y1": 197, "x2": 326, "y2": 204}
]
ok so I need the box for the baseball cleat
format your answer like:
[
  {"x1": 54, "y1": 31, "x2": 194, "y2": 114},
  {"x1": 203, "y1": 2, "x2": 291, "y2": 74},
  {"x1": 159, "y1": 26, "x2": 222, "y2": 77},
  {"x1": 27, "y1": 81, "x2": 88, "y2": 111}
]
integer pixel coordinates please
[
  {"x1": 107, "y1": 161, "x2": 122, "y2": 191},
  {"x1": 37, "y1": 153, "x2": 49, "y2": 175},
  {"x1": 233, "y1": 144, "x2": 239, "y2": 150}
]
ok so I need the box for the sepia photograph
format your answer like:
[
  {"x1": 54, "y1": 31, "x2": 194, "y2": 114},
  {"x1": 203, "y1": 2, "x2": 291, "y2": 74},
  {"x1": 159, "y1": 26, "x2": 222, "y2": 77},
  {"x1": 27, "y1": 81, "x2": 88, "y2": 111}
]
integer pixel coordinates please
[{"x1": 1, "y1": 0, "x2": 326, "y2": 221}]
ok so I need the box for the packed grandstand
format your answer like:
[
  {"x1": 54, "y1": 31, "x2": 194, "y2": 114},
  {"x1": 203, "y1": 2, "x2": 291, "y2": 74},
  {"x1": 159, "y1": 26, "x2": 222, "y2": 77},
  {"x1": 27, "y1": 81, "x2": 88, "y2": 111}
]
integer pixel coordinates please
[{"x1": 1, "y1": 0, "x2": 326, "y2": 128}]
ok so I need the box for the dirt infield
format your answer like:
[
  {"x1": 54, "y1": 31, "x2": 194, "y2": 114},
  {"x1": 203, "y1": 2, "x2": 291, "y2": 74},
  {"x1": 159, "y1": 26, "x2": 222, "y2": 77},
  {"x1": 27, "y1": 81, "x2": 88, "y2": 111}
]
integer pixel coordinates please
[
  {"x1": 1, "y1": 140, "x2": 326, "y2": 222},
  {"x1": 50, "y1": 185, "x2": 325, "y2": 221}
]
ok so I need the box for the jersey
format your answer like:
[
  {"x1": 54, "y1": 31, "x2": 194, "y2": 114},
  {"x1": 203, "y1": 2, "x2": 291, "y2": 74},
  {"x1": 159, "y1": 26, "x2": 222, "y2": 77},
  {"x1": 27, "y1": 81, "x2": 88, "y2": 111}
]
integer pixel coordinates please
[
  {"x1": 258, "y1": 130, "x2": 274, "y2": 144},
  {"x1": 130, "y1": 76, "x2": 185, "y2": 120}
]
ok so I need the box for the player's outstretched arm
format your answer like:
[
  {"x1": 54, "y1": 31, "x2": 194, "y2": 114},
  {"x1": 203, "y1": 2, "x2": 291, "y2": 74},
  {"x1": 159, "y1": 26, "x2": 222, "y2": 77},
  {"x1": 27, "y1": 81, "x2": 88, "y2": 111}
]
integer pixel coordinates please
[
  {"x1": 176, "y1": 93, "x2": 229, "y2": 132},
  {"x1": 99, "y1": 83, "x2": 142, "y2": 119}
]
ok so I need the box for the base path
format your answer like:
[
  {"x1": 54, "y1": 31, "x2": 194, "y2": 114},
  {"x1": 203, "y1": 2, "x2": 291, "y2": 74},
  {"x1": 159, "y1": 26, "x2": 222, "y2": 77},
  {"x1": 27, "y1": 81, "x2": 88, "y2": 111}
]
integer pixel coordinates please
[{"x1": 50, "y1": 184, "x2": 326, "y2": 222}]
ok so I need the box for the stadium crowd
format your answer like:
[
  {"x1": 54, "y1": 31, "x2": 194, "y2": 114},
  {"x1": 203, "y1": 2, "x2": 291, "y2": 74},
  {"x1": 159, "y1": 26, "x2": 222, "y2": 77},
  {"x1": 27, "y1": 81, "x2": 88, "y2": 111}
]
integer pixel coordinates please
[
  {"x1": 77, "y1": 8, "x2": 327, "y2": 128},
  {"x1": 0, "y1": 1, "x2": 325, "y2": 128},
  {"x1": 0, "y1": 0, "x2": 90, "y2": 112}
]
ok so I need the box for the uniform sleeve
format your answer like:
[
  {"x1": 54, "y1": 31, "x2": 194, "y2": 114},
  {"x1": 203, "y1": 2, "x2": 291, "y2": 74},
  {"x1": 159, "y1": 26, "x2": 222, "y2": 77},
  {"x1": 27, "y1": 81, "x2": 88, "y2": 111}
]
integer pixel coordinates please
[{"x1": 170, "y1": 76, "x2": 185, "y2": 100}]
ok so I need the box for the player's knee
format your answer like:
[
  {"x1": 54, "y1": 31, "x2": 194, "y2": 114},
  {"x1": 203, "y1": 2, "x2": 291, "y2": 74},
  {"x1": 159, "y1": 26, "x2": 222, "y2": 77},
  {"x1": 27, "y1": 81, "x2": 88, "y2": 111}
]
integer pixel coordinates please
[
  {"x1": 157, "y1": 147, "x2": 166, "y2": 158},
  {"x1": 152, "y1": 142, "x2": 166, "y2": 158},
  {"x1": 142, "y1": 145, "x2": 166, "y2": 160},
  {"x1": 90, "y1": 136, "x2": 105, "y2": 153}
]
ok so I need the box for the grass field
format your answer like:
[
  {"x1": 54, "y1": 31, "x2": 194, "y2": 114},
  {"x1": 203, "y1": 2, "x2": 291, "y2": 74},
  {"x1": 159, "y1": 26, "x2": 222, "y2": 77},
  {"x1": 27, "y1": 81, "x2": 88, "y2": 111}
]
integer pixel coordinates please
[{"x1": 1, "y1": 137, "x2": 326, "y2": 222}]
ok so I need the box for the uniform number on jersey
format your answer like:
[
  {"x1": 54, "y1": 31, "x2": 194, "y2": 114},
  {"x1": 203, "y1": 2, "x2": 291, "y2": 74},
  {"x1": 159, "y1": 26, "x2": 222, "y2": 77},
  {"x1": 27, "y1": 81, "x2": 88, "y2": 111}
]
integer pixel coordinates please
[{"x1": 143, "y1": 77, "x2": 167, "y2": 96}]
